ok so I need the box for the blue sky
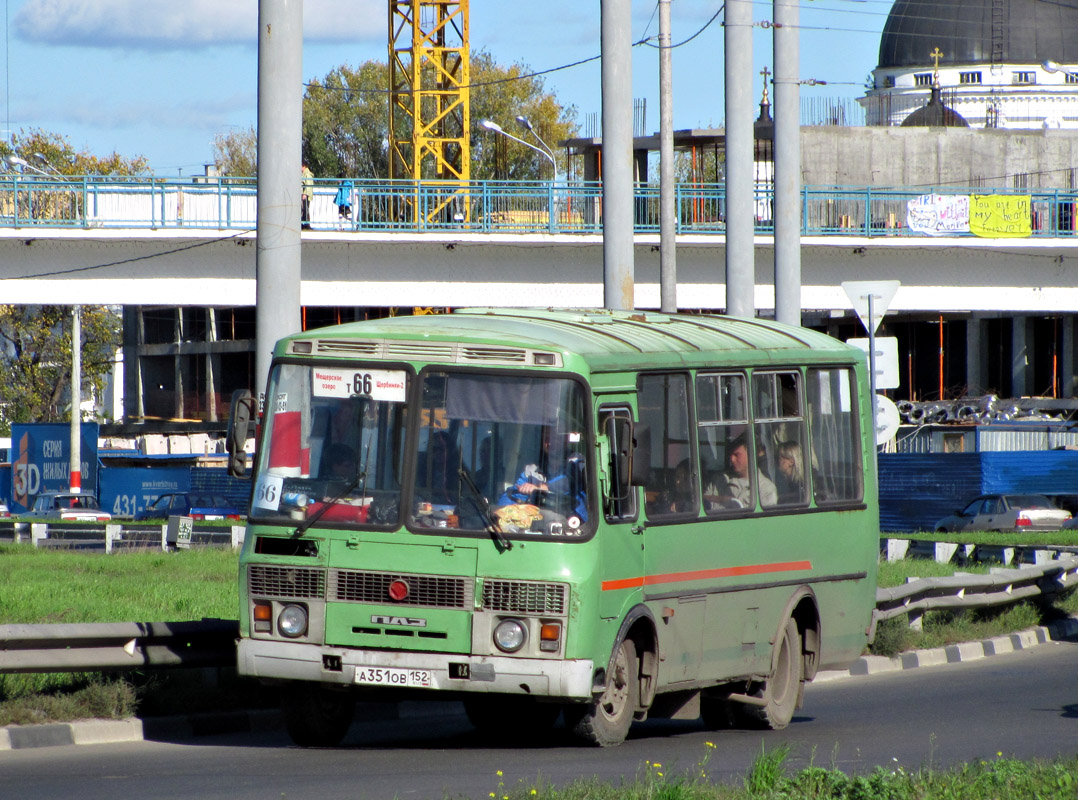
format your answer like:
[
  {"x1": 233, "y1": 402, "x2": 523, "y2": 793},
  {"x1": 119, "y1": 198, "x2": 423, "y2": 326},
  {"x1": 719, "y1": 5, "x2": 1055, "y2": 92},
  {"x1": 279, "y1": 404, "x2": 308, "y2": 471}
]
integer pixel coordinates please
[{"x1": 3, "y1": 0, "x2": 893, "y2": 175}]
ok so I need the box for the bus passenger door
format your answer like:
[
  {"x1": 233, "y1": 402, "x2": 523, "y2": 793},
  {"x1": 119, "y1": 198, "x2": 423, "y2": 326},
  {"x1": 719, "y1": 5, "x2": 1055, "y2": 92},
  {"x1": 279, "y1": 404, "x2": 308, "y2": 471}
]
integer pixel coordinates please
[{"x1": 597, "y1": 404, "x2": 644, "y2": 622}]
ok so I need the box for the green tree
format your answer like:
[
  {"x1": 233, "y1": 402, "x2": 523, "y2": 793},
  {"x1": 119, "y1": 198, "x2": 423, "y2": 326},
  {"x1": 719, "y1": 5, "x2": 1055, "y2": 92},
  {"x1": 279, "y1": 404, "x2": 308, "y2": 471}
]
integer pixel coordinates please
[
  {"x1": 303, "y1": 60, "x2": 391, "y2": 180},
  {"x1": 0, "y1": 128, "x2": 148, "y2": 176},
  {"x1": 212, "y1": 125, "x2": 257, "y2": 178},
  {"x1": 211, "y1": 52, "x2": 578, "y2": 181},
  {"x1": 468, "y1": 51, "x2": 577, "y2": 182},
  {"x1": 0, "y1": 306, "x2": 122, "y2": 435}
]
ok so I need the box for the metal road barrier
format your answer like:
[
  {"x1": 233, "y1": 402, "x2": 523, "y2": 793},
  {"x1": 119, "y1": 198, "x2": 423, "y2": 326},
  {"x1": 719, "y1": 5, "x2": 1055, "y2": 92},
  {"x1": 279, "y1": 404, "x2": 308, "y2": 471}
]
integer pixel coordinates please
[
  {"x1": 0, "y1": 619, "x2": 239, "y2": 673},
  {"x1": 874, "y1": 556, "x2": 1078, "y2": 631},
  {"x1": 1, "y1": 556, "x2": 1076, "y2": 675},
  {"x1": 0, "y1": 520, "x2": 245, "y2": 552}
]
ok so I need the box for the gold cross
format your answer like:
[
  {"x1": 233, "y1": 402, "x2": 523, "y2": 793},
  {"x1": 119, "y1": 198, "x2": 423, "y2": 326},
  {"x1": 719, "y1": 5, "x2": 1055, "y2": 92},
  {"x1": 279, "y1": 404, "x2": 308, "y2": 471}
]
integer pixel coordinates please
[
  {"x1": 760, "y1": 65, "x2": 771, "y2": 102},
  {"x1": 930, "y1": 47, "x2": 944, "y2": 69}
]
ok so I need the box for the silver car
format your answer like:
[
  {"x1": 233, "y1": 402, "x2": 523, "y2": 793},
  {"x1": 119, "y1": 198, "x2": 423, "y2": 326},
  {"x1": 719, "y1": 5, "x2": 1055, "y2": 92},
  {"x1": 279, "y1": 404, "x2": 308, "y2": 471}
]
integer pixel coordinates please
[
  {"x1": 934, "y1": 494, "x2": 1071, "y2": 533},
  {"x1": 24, "y1": 492, "x2": 112, "y2": 522}
]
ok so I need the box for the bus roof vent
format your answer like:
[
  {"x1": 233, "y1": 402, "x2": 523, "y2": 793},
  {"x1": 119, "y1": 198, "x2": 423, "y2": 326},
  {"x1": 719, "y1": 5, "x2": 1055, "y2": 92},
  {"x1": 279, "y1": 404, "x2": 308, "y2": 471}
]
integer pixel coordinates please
[
  {"x1": 461, "y1": 345, "x2": 528, "y2": 363},
  {"x1": 312, "y1": 339, "x2": 380, "y2": 356}
]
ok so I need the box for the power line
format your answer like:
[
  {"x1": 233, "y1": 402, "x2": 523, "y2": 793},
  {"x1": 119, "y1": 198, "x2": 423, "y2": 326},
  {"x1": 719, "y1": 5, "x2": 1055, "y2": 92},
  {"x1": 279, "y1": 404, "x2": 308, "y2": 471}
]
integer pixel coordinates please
[{"x1": 10, "y1": 230, "x2": 250, "y2": 281}]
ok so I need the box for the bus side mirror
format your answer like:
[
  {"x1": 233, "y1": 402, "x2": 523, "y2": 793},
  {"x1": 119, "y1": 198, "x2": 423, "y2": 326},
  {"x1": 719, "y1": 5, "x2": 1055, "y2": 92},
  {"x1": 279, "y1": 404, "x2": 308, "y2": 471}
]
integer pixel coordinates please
[
  {"x1": 631, "y1": 423, "x2": 651, "y2": 487},
  {"x1": 605, "y1": 416, "x2": 633, "y2": 501},
  {"x1": 227, "y1": 390, "x2": 255, "y2": 477}
]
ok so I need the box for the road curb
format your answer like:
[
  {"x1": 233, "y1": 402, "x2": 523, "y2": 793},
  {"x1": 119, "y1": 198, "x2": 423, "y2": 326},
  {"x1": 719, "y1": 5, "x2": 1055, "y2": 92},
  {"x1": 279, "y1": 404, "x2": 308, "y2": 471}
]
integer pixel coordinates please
[
  {"x1": 815, "y1": 616, "x2": 1078, "y2": 682},
  {"x1": 3, "y1": 619, "x2": 1076, "y2": 751}
]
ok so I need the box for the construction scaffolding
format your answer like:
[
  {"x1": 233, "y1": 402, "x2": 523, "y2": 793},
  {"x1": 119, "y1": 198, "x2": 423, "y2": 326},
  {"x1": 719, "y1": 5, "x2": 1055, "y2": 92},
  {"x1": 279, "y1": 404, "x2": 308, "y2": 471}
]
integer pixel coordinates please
[{"x1": 388, "y1": 0, "x2": 471, "y2": 225}]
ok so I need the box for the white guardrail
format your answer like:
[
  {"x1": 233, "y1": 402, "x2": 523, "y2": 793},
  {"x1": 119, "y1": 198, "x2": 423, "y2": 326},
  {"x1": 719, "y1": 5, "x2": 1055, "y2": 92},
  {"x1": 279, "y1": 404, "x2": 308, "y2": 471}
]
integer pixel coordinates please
[
  {"x1": 0, "y1": 517, "x2": 245, "y2": 552},
  {"x1": 0, "y1": 537, "x2": 1075, "y2": 674}
]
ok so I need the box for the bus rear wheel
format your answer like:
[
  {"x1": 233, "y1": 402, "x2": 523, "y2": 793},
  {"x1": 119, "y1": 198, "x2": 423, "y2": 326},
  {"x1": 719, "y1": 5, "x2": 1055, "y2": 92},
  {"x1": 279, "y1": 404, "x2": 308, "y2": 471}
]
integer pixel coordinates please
[
  {"x1": 737, "y1": 619, "x2": 803, "y2": 730},
  {"x1": 282, "y1": 683, "x2": 356, "y2": 747},
  {"x1": 565, "y1": 638, "x2": 638, "y2": 747}
]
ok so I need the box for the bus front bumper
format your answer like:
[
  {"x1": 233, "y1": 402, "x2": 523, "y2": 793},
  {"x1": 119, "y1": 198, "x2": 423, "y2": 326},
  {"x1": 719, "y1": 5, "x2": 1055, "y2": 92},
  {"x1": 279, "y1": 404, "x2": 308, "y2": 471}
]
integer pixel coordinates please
[{"x1": 238, "y1": 638, "x2": 596, "y2": 700}]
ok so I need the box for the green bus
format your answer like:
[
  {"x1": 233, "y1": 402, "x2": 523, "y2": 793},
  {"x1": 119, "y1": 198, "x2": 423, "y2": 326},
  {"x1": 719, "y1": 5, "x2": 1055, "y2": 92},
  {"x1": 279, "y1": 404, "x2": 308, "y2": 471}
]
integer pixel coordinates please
[{"x1": 228, "y1": 308, "x2": 878, "y2": 747}]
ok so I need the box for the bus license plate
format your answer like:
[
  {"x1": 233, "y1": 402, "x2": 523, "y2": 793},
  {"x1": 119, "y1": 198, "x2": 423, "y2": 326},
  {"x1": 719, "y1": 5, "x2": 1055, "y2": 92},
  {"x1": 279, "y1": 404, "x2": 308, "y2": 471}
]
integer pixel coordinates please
[{"x1": 354, "y1": 667, "x2": 432, "y2": 688}]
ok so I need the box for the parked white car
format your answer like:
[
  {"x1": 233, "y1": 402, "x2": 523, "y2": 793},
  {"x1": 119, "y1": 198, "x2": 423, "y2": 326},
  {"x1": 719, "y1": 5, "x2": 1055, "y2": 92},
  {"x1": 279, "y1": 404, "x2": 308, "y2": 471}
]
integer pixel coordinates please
[
  {"x1": 24, "y1": 492, "x2": 112, "y2": 522},
  {"x1": 934, "y1": 494, "x2": 1070, "y2": 533}
]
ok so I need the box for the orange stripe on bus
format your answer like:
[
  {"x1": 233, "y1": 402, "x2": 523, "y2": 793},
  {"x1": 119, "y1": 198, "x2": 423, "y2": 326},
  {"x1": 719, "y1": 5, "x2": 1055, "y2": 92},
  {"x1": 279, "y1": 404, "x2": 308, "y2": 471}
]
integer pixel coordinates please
[{"x1": 600, "y1": 560, "x2": 812, "y2": 592}]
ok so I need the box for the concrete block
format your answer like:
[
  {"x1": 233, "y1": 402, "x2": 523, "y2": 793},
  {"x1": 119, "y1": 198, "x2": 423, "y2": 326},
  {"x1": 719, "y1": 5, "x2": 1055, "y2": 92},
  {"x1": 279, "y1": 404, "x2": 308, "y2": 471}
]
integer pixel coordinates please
[
  {"x1": 983, "y1": 636, "x2": 1015, "y2": 656},
  {"x1": 907, "y1": 647, "x2": 948, "y2": 668},
  {"x1": 945, "y1": 641, "x2": 985, "y2": 663},
  {"x1": 884, "y1": 538, "x2": 909, "y2": 561},
  {"x1": 934, "y1": 542, "x2": 959, "y2": 563},
  {"x1": 849, "y1": 655, "x2": 900, "y2": 675},
  {"x1": 70, "y1": 718, "x2": 143, "y2": 745},
  {"x1": 1011, "y1": 629, "x2": 1040, "y2": 649}
]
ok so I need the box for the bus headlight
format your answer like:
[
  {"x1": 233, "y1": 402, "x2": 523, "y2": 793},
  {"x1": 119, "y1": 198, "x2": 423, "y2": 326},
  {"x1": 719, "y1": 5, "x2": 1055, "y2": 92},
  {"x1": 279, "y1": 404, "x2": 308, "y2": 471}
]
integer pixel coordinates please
[
  {"x1": 277, "y1": 604, "x2": 308, "y2": 638},
  {"x1": 493, "y1": 619, "x2": 527, "y2": 652}
]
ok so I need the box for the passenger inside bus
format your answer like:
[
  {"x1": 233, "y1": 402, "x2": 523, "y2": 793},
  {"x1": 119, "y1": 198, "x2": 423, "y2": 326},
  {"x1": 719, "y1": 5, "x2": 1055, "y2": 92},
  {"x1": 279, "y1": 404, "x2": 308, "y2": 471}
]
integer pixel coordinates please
[
  {"x1": 703, "y1": 435, "x2": 776, "y2": 510},
  {"x1": 775, "y1": 440, "x2": 806, "y2": 505}
]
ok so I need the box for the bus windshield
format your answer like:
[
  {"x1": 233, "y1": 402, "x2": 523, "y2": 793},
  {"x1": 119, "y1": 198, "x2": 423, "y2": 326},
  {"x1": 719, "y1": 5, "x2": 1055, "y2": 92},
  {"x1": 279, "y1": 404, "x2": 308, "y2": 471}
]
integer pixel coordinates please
[
  {"x1": 251, "y1": 363, "x2": 409, "y2": 526},
  {"x1": 249, "y1": 363, "x2": 592, "y2": 538},
  {"x1": 411, "y1": 371, "x2": 591, "y2": 538}
]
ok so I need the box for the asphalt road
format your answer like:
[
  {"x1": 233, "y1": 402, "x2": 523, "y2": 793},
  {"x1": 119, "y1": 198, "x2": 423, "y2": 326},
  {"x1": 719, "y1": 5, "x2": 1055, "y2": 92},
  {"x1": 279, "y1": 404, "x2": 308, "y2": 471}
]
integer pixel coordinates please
[{"x1": 3, "y1": 640, "x2": 1077, "y2": 800}]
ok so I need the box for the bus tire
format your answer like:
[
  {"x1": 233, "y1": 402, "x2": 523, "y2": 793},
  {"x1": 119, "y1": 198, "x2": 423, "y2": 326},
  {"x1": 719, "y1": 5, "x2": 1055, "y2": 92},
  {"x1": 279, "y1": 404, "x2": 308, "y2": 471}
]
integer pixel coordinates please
[
  {"x1": 565, "y1": 638, "x2": 638, "y2": 747},
  {"x1": 464, "y1": 695, "x2": 561, "y2": 739},
  {"x1": 282, "y1": 684, "x2": 355, "y2": 747},
  {"x1": 738, "y1": 618, "x2": 803, "y2": 730}
]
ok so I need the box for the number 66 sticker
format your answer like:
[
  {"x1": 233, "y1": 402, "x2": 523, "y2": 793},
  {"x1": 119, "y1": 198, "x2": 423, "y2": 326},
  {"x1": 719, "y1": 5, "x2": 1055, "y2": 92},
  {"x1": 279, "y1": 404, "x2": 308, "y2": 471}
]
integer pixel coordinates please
[{"x1": 253, "y1": 473, "x2": 284, "y2": 511}]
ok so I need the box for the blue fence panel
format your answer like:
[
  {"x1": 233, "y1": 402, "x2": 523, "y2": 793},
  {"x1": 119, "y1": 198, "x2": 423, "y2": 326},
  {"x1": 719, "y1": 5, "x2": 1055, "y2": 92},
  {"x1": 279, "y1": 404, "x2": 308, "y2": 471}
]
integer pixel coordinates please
[
  {"x1": 980, "y1": 450, "x2": 1078, "y2": 496},
  {"x1": 878, "y1": 452, "x2": 983, "y2": 532}
]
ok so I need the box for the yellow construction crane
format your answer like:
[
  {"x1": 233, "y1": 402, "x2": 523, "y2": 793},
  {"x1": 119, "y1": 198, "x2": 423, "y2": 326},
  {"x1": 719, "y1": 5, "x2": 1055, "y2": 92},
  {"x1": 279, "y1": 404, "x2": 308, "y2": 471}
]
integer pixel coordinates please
[{"x1": 388, "y1": 0, "x2": 471, "y2": 225}]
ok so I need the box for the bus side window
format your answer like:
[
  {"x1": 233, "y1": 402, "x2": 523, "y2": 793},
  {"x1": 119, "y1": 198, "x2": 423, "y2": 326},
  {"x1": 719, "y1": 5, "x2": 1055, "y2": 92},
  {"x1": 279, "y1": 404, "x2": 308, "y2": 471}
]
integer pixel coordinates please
[
  {"x1": 696, "y1": 372, "x2": 754, "y2": 514},
  {"x1": 752, "y1": 371, "x2": 807, "y2": 507},
  {"x1": 807, "y1": 367, "x2": 863, "y2": 504},
  {"x1": 638, "y1": 374, "x2": 697, "y2": 520},
  {"x1": 599, "y1": 406, "x2": 637, "y2": 522}
]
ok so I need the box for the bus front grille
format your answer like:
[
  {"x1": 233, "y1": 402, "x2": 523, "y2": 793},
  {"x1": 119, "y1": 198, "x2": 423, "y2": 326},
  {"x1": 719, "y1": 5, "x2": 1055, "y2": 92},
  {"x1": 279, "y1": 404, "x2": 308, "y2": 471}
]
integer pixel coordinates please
[
  {"x1": 248, "y1": 564, "x2": 326, "y2": 599},
  {"x1": 330, "y1": 569, "x2": 472, "y2": 609},
  {"x1": 482, "y1": 580, "x2": 568, "y2": 615}
]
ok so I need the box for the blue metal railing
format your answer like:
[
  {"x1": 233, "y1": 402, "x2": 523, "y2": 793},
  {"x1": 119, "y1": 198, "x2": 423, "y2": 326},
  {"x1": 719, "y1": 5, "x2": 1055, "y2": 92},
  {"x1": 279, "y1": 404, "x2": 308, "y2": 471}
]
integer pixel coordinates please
[{"x1": 1, "y1": 175, "x2": 1076, "y2": 238}]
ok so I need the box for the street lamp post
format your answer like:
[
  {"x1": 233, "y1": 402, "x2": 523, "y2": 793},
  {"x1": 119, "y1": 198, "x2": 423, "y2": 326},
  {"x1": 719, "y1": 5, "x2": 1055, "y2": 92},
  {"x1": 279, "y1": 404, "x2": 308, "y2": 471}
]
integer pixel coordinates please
[{"x1": 479, "y1": 119, "x2": 560, "y2": 232}]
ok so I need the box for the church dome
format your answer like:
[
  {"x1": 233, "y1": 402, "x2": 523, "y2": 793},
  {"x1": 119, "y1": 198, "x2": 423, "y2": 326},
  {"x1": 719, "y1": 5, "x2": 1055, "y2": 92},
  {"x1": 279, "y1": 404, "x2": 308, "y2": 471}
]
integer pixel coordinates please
[
  {"x1": 900, "y1": 85, "x2": 970, "y2": 127},
  {"x1": 878, "y1": 0, "x2": 1078, "y2": 69}
]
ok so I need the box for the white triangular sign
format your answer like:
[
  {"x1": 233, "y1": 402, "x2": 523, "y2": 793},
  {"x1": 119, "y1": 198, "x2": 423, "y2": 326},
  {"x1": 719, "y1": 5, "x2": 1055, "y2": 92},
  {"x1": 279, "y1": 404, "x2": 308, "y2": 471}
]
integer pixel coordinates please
[{"x1": 842, "y1": 280, "x2": 900, "y2": 335}]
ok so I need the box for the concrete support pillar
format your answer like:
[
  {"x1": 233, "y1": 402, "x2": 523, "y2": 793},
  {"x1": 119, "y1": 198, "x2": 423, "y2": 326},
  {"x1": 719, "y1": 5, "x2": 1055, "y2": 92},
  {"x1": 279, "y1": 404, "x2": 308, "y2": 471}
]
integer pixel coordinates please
[
  {"x1": 965, "y1": 314, "x2": 984, "y2": 396},
  {"x1": 122, "y1": 306, "x2": 143, "y2": 422},
  {"x1": 1011, "y1": 315, "x2": 1030, "y2": 397},
  {"x1": 1063, "y1": 315, "x2": 1078, "y2": 397}
]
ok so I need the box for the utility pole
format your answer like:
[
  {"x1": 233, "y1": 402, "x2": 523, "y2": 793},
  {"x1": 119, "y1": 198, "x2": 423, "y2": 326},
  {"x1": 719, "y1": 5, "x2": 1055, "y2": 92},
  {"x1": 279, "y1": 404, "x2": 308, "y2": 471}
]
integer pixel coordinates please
[
  {"x1": 255, "y1": 0, "x2": 304, "y2": 409},
  {"x1": 69, "y1": 305, "x2": 81, "y2": 493},
  {"x1": 601, "y1": 0, "x2": 634, "y2": 311},
  {"x1": 724, "y1": 0, "x2": 755, "y2": 318},
  {"x1": 658, "y1": 0, "x2": 677, "y2": 313},
  {"x1": 773, "y1": 0, "x2": 802, "y2": 326}
]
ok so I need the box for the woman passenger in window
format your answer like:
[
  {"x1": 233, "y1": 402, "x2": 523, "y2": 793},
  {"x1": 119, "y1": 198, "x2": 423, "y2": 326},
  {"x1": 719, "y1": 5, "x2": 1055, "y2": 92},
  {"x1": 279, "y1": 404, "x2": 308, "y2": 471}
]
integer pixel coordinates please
[{"x1": 775, "y1": 440, "x2": 806, "y2": 505}]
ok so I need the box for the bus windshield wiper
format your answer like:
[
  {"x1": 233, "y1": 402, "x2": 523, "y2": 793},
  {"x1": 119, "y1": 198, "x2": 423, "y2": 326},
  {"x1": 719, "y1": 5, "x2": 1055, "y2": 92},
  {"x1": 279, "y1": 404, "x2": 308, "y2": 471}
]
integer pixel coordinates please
[
  {"x1": 293, "y1": 440, "x2": 371, "y2": 537},
  {"x1": 458, "y1": 466, "x2": 512, "y2": 551}
]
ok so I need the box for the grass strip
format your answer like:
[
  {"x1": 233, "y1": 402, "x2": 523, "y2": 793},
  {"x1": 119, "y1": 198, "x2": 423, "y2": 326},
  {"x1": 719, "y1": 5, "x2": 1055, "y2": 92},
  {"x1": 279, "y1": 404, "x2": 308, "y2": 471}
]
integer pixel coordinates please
[{"x1": 481, "y1": 744, "x2": 1078, "y2": 799}]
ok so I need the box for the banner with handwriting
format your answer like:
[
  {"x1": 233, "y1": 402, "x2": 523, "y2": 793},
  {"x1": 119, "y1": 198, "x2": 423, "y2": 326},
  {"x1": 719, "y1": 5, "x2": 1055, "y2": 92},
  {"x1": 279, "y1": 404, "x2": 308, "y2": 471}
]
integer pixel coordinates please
[
  {"x1": 970, "y1": 194, "x2": 1032, "y2": 238},
  {"x1": 906, "y1": 193, "x2": 969, "y2": 235}
]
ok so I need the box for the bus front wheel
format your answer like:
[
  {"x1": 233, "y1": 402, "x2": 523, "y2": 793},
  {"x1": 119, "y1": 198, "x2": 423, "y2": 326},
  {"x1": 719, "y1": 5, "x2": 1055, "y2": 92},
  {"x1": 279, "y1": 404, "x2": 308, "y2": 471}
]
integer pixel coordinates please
[
  {"x1": 282, "y1": 683, "x2": 356, "y2": 747},
  {"x1": 737, "y1": 618, "x2": 803, "y2": 730},
  {"x1": 565, "y1": 638, "x2": 638, "y2": 746}
]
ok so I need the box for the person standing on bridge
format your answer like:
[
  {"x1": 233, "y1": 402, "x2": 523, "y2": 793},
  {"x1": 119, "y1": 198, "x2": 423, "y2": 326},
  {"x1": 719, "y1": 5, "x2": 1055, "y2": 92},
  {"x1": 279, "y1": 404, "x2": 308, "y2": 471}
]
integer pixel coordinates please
[
  {"x1": 334, "y1": 176, "x2": 354, "y2": 230},
  {"x1": 301, "y1": 162, "x2": 314, "y2": 230}
]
